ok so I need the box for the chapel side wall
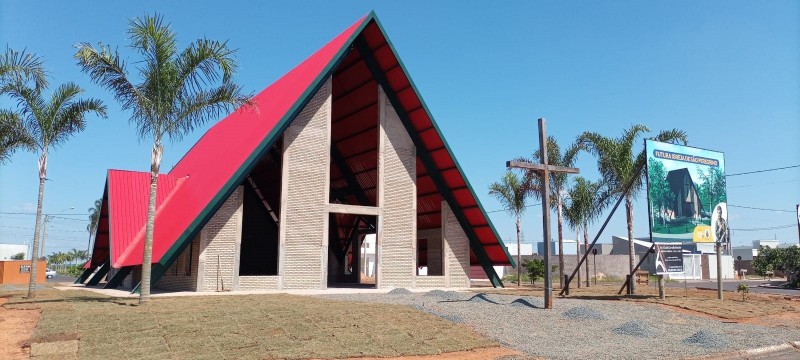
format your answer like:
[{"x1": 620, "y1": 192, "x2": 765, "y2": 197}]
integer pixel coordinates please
[
  {"x1": 377, "y1": 86, "x2": 416, "y2": 289},
  {"x1": 155, "y1": 234, "x2": 201, "y2": 291},
  {"x1": 279, "y1": 77, "x2": 332, "y2": 290},
  {"x1": 443, "y1": 201, "x2": 471, "y2": 288},
  {"x1": 196, "y1": 186, "x2": 243, "y2": 292}
]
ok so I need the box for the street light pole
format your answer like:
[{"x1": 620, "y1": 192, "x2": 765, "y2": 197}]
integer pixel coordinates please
[{"x1": 40, "y1": 207, "x2": 74, "y2": 260}]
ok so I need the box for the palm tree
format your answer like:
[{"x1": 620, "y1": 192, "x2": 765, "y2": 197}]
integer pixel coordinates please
[
  {"x1": 578, "y1": 125, "x2": 686, "y2": 294},
  {"x1": 1, "y1": 74, "x2": 106, "y2": 298},
  {"x1": 563, "y1": 177, "x2": 610, "y2": 287},
  {"x1": 0, "y1": 47, "x2": 47, "y2": 164},
  {"x1": 489, "y1": 170, "x2": 534, "y2": 286},
  {"x1": 75, "y1": 14, "x2": 251, "y2": 304},
  {"x1": 516, "y1": 136, "x2": 581, "y2": 288},
  {"x1": 86, "y1": 198, "x2": 102, "y2": 258}
]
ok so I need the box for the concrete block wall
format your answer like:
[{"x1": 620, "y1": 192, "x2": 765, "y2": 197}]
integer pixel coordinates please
[
  {"x1": 377, "y1": 87, "x2": 416, "y2": 289},
  {"x1": 197, "y1": 186, "x2": 243, "y2": 292},
  {"x1": 442, "y1": 201, "x2": 471, "y2": 288},
  {"x1": 155, "y1": 234, "x2": 200, "y2": 291},
  {"x1": 238, "y1": 275, "x2": 280, "y2": 290},
  {"x1": 279, "y1": 77, "x2": 331, "y2": 289},
  {"x1": 416, "y1": 228, "x2": 447, "y2": 287}
]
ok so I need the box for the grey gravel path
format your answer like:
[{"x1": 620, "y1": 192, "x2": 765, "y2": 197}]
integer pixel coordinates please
[{"x1": 316, "y1": 290, "x2": 800, "y2": 360}]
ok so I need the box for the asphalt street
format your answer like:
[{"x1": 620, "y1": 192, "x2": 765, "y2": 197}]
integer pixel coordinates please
[{"x1": 665, "y1": 279, "x2": 799, "y2": 297}]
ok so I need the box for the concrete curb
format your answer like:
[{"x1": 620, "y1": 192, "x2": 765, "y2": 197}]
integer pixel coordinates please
[{"x1": 689, "y1": 342, "x2": 799, "y2": 359}]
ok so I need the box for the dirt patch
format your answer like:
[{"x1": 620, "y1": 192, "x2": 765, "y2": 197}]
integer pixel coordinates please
[
  {"x1": 0, "y1": 297, "x2": 40, "y2": 360},
  {"x1": 332, "y1": 346, "x2": 525, "y2": 360}
]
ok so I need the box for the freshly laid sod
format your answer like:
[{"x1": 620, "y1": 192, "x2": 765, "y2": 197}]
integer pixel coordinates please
[{"x1": 1, "y1": 289, "x2": 495, "y2": 360}]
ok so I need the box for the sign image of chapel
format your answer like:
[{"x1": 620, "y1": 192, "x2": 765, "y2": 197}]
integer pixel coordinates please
[{"x1": 79, "y1": 13, "x2": 514, "y2": 292}]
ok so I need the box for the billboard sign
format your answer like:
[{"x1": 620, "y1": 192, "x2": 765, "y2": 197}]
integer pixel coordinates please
[
  {"x1": 645, "y1": 140, "x2": 727, "y2": 243},
  {"x1": 654, "y1": 243, "x2": 684, "y2": 273}
]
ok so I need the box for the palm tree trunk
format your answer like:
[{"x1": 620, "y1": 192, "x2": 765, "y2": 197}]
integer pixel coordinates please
[
  {"x1": 556, "y1": 195, "x2": 564, "y2": 289},
  {"x1": 584, "y1": 222, "x2": 590, "y2": 287},
  {"x1": 575, "y1": 228, "x2": 580, "y2": 288},
  {"x1": 140, "y1": 141, "x2": 162, "y2": 305},
  {"x1": 626, "y1": 196, "x2": 635, "y2": 294},
  {"x1": 516, "y1": 214, "x2": 521, "y2": 287},
  {"x1": 28, "y1": 151, "x2": 47, "y2": 299}
]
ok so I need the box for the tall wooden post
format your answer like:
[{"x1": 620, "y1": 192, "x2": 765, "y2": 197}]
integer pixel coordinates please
[
  {"x1": 538, "y1": 119, "x2": 553, "y2": 309},
  {"x1": 506, "y1": 118, "x2": 579, "y2": 309}
]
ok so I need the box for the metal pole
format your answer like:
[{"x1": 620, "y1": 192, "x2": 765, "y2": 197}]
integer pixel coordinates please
[
  {"x1": 539, "y1": 118, "x2": 553, "y2": 309},
  {"x1": 716, "y1": 242, "x2": 723, "y2": 300},
  {"x1": 618, "y1": 244, "x2": 655, "y2": 295},
  {"x1": 593, "y1": 249, "x2": 597, "y2": 286},
  {"x1": 40, "y1": 215, "x2": 50, "y2": 261}
]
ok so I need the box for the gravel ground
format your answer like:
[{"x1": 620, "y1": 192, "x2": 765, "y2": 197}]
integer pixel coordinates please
[{"x1": 317, "y1": 290, "x2": 800, "y2": 360}]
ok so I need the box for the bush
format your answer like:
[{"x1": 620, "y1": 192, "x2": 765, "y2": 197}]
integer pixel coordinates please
[
  {"x1": 65, "y1": 265, "x2": 85, "y2": 277},
  {"x1": 522, "y1": 259, "x2": 545, "y2": 285},
  {"x1": 736, "y1": 283, "x2": 749, "y2": 301},
  {"x1": 753, "y1": 246, "x2": 800, "y2": 286}
]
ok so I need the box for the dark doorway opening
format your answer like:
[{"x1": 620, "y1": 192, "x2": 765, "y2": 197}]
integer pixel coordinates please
[{"x1": 239, "y1": 141, "x2": 282, "y2": 276}]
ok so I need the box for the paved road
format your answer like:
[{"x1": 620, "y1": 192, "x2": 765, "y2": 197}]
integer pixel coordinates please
[
  {"x1": 665, "y1": 279, "x2": 800, "y2": 297},
  {"x1": 46, "y1": 275, "x2": 77, "y2": 283}
]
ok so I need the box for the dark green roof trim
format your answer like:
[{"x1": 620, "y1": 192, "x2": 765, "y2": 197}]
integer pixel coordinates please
[
  {"x1": 355, "y1": 23, "x2": 503, "y2": 287},
  {"x1": 367, "y1": 17, "x2": 515, "y2": 270},
  {"x1": 136, "y1": 14, "x2": 375, "y2": 291}
]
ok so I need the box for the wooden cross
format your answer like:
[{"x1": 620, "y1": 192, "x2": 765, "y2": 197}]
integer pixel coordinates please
[{"x1": 506, "y1": 118, "x2": 579, "y2": 309}]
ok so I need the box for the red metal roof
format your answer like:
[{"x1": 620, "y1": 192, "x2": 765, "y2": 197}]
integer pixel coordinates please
[{"x1": 98, "y1": 13, "x2": 513, "y2": 272}]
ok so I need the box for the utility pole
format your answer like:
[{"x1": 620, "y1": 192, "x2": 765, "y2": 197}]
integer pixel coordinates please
[{"x1": 506, "y1": 118, "x2": 579, "y2": 309}]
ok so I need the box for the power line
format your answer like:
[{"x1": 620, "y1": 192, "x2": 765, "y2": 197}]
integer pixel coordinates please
[
  {"x1": 728, "y1": 179, "x2": 800, "y2": 189},
  {"x1": 727, "y1": 164, "x2": 800, "y2": 177},
  {"x1": 0, "y1": 212, "x2": 90, "y2": 216},
  {"x1": 732, "y1": 224, "x2": 795, "y2": 232},
  {"x1": 486, "y1": 202, "x2": 542, "y2": 214},
  {"x1": 728, "y1": 204, "x2": 795, "y2": 213}
]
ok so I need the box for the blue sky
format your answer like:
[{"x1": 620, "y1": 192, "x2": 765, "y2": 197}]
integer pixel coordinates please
[{"x1": 1, "y1": 1, "x2": 798, "y2": 257}]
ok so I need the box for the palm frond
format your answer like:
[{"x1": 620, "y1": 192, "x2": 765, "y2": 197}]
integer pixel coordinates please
[
  {"x1": 0, "y1": 110, "x2": 35, "y2": 163},
  {"x1": 50, "y1": 97, "x2": 107, "y2": 148},
  {"x1": 74, "y1": 43, "x2": 143, "y2": 112},
  {"x1": 168, "y1": 82, "x2": 248, "y2": 141},
  {"x1": 0, "y1": 47, "x2": 48, "y2": 90},
  {"x1": 177, "y1": 38, "x2": 237, "y2": 94}
]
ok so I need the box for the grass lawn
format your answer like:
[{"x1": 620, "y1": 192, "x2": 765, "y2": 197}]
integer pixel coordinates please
[
  {"x1": 479, "y1": 282, "x2": 800, "y2": 322},
  {"x1": 1, "y1": 288, "x2": 496, "y2": 360}
]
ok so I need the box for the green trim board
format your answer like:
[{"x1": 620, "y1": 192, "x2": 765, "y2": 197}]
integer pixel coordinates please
[
  {"x1": 103, "y1": 265, "x2": 132, "y2": 289},
  {"x1": 354, "y1": 35, "x2": 503, "y2": 287}
]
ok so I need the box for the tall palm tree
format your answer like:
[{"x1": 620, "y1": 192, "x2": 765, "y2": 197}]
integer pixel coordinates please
[
  {"x1": 75, "y1": 14, "x2": 251, "y2": 304},
  {"x1": 563, "y1": 177, "x2": 610, "y2": 287},
  {"x1": 516, "y1": 136, "x2": 581, "y2": 288},
  {"x1": 489, "y1": 170, "x2": 533, "y2": 286},
  {"x1": 1, "y1": 77, "x2": 106, "y2": 299},
  {"x1": 86, "y1": 198, "x2": 102, "y2": 258},
  {"x1": 0, "y1": 47, "x2": 47, "y2": 164},
  {"x1": 578, "y1": 125, "x2": 686, "y2": 294}
]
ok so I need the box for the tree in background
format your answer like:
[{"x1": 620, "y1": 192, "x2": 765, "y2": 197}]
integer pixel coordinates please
[
  {"x1": 516, "y1": 136, "x2": 582, "y2": 288},
  {"x1": 579, "y1": 125, "x2": 686, "y2": 294},
  {"x1": 647, "y1": 158, "x2": 675, "y2": 226},
  {"x1": 11, "y1": 252, "x2": 25, "y2": 260},
  {"x1": 563, "y1": 177, "x2": 610, "y2": 287},
  {"x1": 76, "y1": 14, "x2": 251, "y2": 304},
  {"x1": 86, "y1": 198, "x2": 102, "y2": 260},
  {"x1": 489, "y1": 170, "x2": 534, "y2": 286},
  {"x1": 0, "y1": 47, "x2": 47, "y2": 164},
  {"x1": 522, "y1": 258, "x2": 545, "y2": 285},
  {"x1": 1, "y1": 60, "x2": 106, "y2": 298}
]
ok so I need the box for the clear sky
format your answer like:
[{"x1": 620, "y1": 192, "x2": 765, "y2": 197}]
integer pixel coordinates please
[{"x1": 1, "y1": 1, "x2": 798, "y2": 257}]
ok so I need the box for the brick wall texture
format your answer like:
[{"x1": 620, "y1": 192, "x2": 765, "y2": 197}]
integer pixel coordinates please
[
  {"x1": 155, "y1": 234, "x2": 200, "y2": 291},
  {"x1": 197, "y1": 186, "x2": 243, "y2": 292},
  {"x1": 279, "y1": 77, "x2": 331, "y2": 289},
  {"x1": 442, "y1": 201, "x2": 471, "y2": 288},
  {"x1": 377, "y1": 87, "x2": 416, "y2": 288}
]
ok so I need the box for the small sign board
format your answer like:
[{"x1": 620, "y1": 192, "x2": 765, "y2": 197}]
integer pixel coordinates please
[{"x1": 654, "y1": 243, "x2": 683, "y2": 274}]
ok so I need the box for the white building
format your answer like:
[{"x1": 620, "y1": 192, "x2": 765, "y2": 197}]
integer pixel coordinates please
[{"x1": 0, "y1": 243, "x2": 29, "y2": 260}]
